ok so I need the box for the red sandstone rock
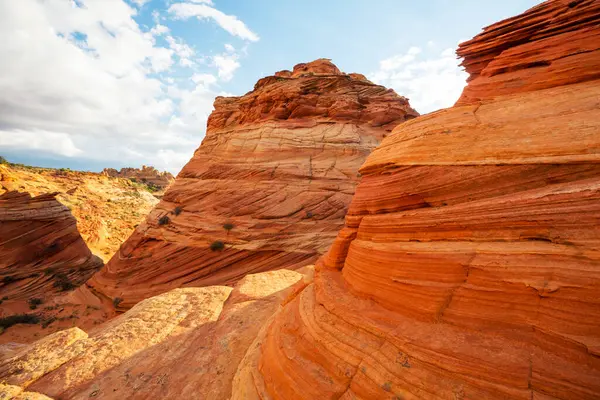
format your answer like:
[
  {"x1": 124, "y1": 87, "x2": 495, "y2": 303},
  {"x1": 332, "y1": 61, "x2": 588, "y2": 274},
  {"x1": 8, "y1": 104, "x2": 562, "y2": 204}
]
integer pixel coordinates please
[
  {"x1": 456, "y1": 0, "x2": 600, "y2": 105},
  {"x1": 4, "y1": 2, "x2": 598, "y2": 399},
  {"x1": 101, "y1": 165, "x2": 174, "y2": 190},
  {"x1": 253, "y1": 1, "x2": 600, "y2": 399},
  {"x1": 0, "y1": 268, "x2": 313, "y2": 399},
  {"x1": 84, "y1": 60, "x2": 417, "y2": 309},
  {"x1": 0, "y1": 192, "x2": 103, "y2": 301}
]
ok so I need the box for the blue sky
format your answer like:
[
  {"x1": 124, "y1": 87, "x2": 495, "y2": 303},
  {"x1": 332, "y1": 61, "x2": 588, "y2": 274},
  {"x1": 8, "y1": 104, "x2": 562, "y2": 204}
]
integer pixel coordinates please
[{"x1": 0, "y1": 0, "x2": 541, "y2": 174}]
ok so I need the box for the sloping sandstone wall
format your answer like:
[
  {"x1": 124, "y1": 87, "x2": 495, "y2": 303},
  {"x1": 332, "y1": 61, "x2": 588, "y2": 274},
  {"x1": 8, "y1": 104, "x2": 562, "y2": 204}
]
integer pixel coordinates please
[{"x1": 86, "y1": 59, "x2": 418, "y2": 308}]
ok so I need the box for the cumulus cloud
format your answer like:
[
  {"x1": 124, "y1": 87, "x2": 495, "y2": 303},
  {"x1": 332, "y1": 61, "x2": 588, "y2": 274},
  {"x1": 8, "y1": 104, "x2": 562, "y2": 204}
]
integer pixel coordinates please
[
  {"x1": 169, "y1": 3, "x2": 259, "y2": 42},
  {"x1": 0, "y1": 0, "x2": 257, "y2": 174},
  {"x1": 370, "y1": 46, "x2": 468, "y2": 114},
  {"x1": 166, "y1": 35, "x2": 195, "y2": 67},
  {"x1": 212, "y1": 47, "x2": 240, "y2": 81}
]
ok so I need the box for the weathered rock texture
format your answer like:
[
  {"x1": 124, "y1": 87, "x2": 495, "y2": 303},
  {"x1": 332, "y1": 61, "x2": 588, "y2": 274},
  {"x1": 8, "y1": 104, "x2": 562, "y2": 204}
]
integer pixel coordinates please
[
  {"x1": 0, "y1": 268, "x2": 313, "y2": 399},
  {"x1": 250, "y1": 1, "x2": 600, "y2": 399},
  {"x1": 86, "y1": 58, "x2": 418, "y2": 308},
  {"x1": 0, "y1": 192, "x2": 103, "y2": 301},
  {"x1": 101, "y1": 166, "x2": 174, "y2": 190},
  {"x1": 1, "y1": 164, "x2": 158, "y2": 262}
]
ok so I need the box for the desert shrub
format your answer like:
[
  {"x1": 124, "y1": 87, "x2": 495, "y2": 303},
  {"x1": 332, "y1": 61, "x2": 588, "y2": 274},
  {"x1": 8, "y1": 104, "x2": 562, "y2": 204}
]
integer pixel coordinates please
[
  {"x1": 41, "y1": 317, "x2": 57, "y2": 328},
  {"x1": 223, "y1": 223, "x2": 234, "y2": 232},
  {"x1": 1, "y1": 296, "x2": 7, "y2": 300},
  {"x1": 0, "y1": 156, "x2": 7, "y2": 165},
  {"x1": 43, "y1": 267, "x2": 56, "y2": 276},
  {"x1": 158, "y1": 215, "x2": 170, "y2": 225},
  {"x1": 0, "y1": 314, "x2": 40, "y2": 330},
  {"x1": 113, "y1": 297, "x2": 123, "y2": 308},
  {"x1": 28, "y1": 298, "x2": 43, "y2": 310},
  {"x1": 172, "y1": 206, "x2": 182, "y2": 216},
  {"x1": 2, "y1": 275, "x2": 17, "y2": 284},
  {"x1": 53, "y1": 273, "x2": 76, "y2": 291},
  {"x1": 210, "y1": 241, "x2": 225, "y2": 251},
  {"x1": 305, "y1": 211, "x2": 313, "y2": 218}
]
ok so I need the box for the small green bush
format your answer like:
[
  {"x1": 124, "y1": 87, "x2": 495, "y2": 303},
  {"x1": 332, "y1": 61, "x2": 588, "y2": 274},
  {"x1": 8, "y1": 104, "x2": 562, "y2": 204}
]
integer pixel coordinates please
[
  {"x1": 43, "y1": 267, "x2": 56, "y2": 276},
  {"x1": 53, "y1": 273, "x2": 76, "y2": 291},
  {"x1": 223, "y1": 223, "x2": 234, "y2": 232},
  {"x1": 0, "y1": 156, "x2": 7, "y2": 165},
  {"x1": 172, "y1": 206, "x2": 182, "y2": 216},
  {"x1": 28, "y1": 298, "x2": 43, "y2": 310},
  {"x1": 210, "y1": 241, "x2": 225, "y2": 251},
  {"x1": 0, "y1": 314, "x2": 40, "y2": 330},
  {"x1": 158, "y1": 215, "x2": 170, "y2": 225},
  {"x1": 2, "y1": 275, "x2": 17, "y2": 284},
  {"x1": 113, "y1": 297, "x2": 123, "y2": 308}
]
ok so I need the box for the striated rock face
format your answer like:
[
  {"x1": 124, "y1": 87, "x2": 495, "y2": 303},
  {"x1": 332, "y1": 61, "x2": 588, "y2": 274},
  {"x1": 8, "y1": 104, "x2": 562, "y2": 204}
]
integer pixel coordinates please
[
  {"x1": 1, "y1": 163, "x2": 158, "y2": 262},
  {"x1": 456, "y1": 0, "x2": 600, "y2": 105},
  {"x1": 101, "y1": 166, "x2": 174, "y2": 190},
  {"x1": 86, "y1": 60, "x2": 418, "y2": 308},
  {"x1": 251, "y1": 1, "x2": 600, "y2": 399},
  {"x1": 0, "y1": 192, "x2": 103, "y2": 301},
  {"x1": 0, "y1": 268, "x2": 313, "y2": 399}
]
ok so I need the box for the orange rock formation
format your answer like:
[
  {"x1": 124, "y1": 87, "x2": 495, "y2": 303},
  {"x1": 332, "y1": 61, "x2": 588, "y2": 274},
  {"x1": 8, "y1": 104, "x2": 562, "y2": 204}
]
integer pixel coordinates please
[
  {"x1": 101, "y1": 166, "x2": 174, "y2": 190},
  {"x1": 2, "y1": 2, "x2": 599, "y2": 399},
  {"x1": 85, "y1": 58, "x2": 418, "y2": 309},
  {"x1": 0, "y1": 268, "x2": 313, "y2": 399},
  {"x1": 1, "y1": 163, "x2": 158, "y2": 262},
  {"x1": 0, "y1": 192, "x2": 103, "y2": 301},
  {"x1": 253, "y1": 1, "x2": 600, "y2": 398}
]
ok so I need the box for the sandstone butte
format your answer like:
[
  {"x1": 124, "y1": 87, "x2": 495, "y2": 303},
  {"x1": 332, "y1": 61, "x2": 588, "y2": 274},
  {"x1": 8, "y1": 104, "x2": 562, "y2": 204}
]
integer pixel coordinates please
[
  {"x1": 0, "y1": 163, "x2": 159, "y2": 261},
  {"x1": 1, "y1": 0, "x2": 600, "y2": 399},
  {"x1": 101, "y1": 166, "x2": 174, "y2": 191},
  {"x1": 84, "y1": 58, "x2": 418, "y2": 309}
]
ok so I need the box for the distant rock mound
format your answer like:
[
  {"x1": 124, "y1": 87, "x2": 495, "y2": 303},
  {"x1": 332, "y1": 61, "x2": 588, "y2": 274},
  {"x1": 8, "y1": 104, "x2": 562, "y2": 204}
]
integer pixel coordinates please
[
  {"x1": 0, "y1": 191, "x2": 103, "y2": 301},
  {"x1": 85, "y1": 59, "x2": 418, "y2": 308},
  {"x1": 102, "y1": 166, "x2": 174, "y2": 190}
]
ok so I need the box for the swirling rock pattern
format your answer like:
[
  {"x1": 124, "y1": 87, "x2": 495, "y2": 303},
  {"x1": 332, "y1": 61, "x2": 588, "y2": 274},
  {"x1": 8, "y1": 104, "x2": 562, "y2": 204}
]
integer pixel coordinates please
[
  {"x1": 0, "y1": 268, "x2": 312, "y2": 399},
  {"x1": 0, "y1": 192, "x2": 103, "y2": 301},
  {"x1": 86, "y1": 59, "x2": 418, "y2": 308},
  {"x1": 252, "y1": 1, "x2": 600, "y2": 399}
]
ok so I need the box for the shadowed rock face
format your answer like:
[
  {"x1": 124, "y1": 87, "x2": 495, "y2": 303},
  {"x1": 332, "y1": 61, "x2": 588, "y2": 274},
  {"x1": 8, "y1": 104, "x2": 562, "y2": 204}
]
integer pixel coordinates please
[
  {"x1": 252, "y1": 1, "x2": 600, "y2": 399},
  {"x1": 0, "y1": 192, "x2": 103, "y2": 301},
  {"x1": 85, "y1": 60, "x2": 418, "y2": 309}
]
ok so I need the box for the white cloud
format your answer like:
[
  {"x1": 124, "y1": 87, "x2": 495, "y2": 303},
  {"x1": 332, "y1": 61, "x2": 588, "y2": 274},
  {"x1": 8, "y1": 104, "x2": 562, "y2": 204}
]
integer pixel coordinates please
[
  {"x1": 166, "y1": 35, "x2": 195, "y2": 67},
  {"x1": 131, "y1": 0, "x2": 150, "y2": 6},
  {"x1": 150, "y1": 24, "x2": 169, "y2": 36},
  {"x1": 213, "y1": 53, "x2": 240, "y2": 81},
  {"x1": 169, "y1": 3, "x2": 259, "y2": 42},
  {"x1": 370, "y1": 46, "x2": 468, "y2": 114},
  {"x1": 0, "y1": 130, "x2": 82, "y2": 157},
  {"x1": 0, "y1": 0, "x2": 250, "y2": 174}
]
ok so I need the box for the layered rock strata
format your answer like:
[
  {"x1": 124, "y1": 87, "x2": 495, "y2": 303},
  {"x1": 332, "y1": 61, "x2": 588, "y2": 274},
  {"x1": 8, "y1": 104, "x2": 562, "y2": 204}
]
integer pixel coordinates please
[
  {"x1": 0, "y1": 268, "x2": 313, "y2": 399},
  {"x1": 251, "y1": 1, "x2": 600, "y2": 399},
  {"x1": 101, "y1": 166, "x2": 174, "y2": 190},
  {"x1": 86, "y1": 59, "x2": 418, "y2": 308},
  {"x1": 0, "y1": 192, "x2": 103, "y2": 301}
]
